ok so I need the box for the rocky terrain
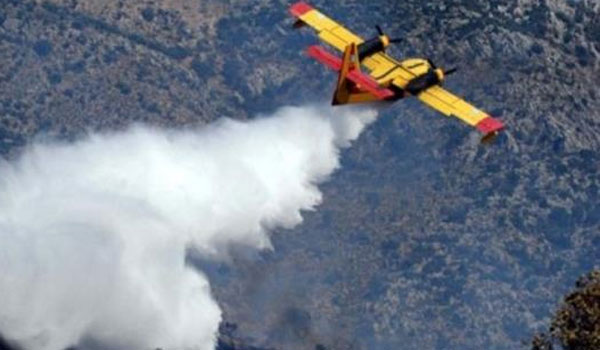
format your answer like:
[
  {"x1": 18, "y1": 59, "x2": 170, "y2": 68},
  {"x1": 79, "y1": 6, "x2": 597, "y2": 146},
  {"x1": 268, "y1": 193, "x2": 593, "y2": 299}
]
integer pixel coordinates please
[{"x1": 1, "y1": 0, "x2": 600, "y2": 350}]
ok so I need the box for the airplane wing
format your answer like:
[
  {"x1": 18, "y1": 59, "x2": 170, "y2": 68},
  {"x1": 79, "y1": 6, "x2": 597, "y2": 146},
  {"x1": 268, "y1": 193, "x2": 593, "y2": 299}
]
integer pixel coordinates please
[
  {"x1": 414, "y1": 85, "x2": 504, "y2": 135},
  {"x1": 289, "y1": 2, "x2": 364, "y2": 51},
  {"x1": 289, "y1": 2, "x2": 406, "y2": 82}
]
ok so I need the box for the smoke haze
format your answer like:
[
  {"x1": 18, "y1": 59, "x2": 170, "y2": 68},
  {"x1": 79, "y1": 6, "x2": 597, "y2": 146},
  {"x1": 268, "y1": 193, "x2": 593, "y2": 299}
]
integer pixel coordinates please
[{"x1": 0, "y1": 106, "x2": 376, "y2": 350}]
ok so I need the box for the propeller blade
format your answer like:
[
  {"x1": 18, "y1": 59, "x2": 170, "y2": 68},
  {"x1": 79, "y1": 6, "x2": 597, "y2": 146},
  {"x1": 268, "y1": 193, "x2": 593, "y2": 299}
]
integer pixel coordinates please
[
  {"x1": 426, "y1": 58, "x2": 437, "y2": 69},
  {"x1": 444, "y1": 68, "x2": 458, "y2": 76},
  {"x1": 375, "y1": 25, "x2": 384, "y2": 36},
  {"x1": 389, "y1": 38, "x2": 403, "y2": 43}
]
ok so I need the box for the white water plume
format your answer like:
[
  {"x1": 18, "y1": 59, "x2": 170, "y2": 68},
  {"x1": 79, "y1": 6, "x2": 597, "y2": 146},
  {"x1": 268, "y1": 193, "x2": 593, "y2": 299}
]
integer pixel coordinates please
[{"x1": 0, "y1": 105, "x2": 376, "y2": 350}]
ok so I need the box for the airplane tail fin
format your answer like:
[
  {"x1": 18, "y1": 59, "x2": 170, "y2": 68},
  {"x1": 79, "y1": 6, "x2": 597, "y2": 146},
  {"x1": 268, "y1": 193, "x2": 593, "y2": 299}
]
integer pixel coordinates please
[
  {"x1": 332, "y1": 43, "x2": 356, "y2": 105},
  {"x1": 306, "y1": 45, "x2": 395, "y2": 105}
]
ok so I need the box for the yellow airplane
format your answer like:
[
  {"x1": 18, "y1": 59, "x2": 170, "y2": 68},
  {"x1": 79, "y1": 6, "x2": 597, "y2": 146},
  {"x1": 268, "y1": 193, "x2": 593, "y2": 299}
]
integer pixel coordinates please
[{"x1": 289, "y1": 2, "x2": 504, "y2": 143}]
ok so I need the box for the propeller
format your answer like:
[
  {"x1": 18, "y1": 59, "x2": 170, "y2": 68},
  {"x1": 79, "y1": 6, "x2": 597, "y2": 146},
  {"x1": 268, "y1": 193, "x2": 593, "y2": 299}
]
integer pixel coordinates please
[
  {"x1": 427, "y1": 58, "x2": 458, "y2": 77},
  {"x1": 426, "y1": 58, "x2": 437, "y2": 69},
  {"x1": 375, "y1": 25, "x2": 402, "y2": 48},
  {"x1": 444, "y1": 67, "x2": 458, "y2": 76}
]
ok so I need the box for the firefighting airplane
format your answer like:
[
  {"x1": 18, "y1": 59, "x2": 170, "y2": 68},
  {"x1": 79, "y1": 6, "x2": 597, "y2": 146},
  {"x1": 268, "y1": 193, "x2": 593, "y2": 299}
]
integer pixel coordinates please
[{"x1": 289, "y1": 2, "x2": 504, "y2": 143}]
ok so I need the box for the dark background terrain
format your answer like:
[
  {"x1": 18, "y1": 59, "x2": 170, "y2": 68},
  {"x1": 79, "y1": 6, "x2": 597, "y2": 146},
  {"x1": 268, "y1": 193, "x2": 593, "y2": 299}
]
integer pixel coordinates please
[{"x1": 1, "y1": 0, "x2": 599, "y2": 349}]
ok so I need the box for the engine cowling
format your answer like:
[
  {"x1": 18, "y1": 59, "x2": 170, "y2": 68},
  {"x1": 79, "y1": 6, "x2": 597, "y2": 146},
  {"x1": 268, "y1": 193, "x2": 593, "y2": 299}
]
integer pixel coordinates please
[
  {"x1": 357, "y1": 36, "x2": 390, "y2": 61},
  {"x1": 405, "y1": 68, "x2": 445, "y2": 95}
]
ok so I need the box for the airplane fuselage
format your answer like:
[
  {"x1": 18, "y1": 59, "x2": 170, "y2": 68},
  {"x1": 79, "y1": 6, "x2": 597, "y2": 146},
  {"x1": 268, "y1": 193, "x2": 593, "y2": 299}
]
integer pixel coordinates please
[
  {"x1": 371, "y1": 56, "x2": 446, "y2": 98},
  {"x1": 356, "y1": 36, "x2": 448, "y2": 97}
]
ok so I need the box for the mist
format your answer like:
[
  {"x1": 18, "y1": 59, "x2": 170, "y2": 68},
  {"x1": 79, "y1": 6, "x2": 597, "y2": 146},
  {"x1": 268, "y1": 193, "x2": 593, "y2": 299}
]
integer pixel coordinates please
[{"x1": 0, "y1": 105, "x2": 376, "y2": 350}]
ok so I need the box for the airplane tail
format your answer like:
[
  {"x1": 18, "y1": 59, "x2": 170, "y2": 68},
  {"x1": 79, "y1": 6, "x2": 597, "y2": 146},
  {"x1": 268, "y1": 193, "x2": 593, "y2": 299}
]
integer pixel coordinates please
[
  {"x1": 332, "y1": 43, "x2": 357, "y2": 105},
  {"x1": 305, "y1": 44, "x2": 395, "y2": 105}
]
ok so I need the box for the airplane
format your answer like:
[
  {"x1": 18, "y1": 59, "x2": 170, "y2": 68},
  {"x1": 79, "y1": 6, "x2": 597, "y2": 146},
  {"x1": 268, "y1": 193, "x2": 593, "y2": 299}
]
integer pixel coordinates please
[{"x1": 289, "y1": 2, "x2": 504, "y2": 143}]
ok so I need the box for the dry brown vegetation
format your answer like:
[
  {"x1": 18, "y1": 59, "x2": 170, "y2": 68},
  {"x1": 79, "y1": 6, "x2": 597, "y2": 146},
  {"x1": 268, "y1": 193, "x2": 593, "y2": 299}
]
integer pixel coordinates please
[{"x1": 532, "y1": 270, "x2": 600, "y2": 350}]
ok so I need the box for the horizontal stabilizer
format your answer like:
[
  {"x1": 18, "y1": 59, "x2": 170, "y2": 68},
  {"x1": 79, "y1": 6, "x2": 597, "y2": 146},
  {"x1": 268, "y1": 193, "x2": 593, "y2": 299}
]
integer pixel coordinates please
[
  {"x1": 307, "y1": 45, "x2": 343, "y2": 70},
  {"x1": 306, "y1": 45, "x2": 394, "y2": 100}
]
